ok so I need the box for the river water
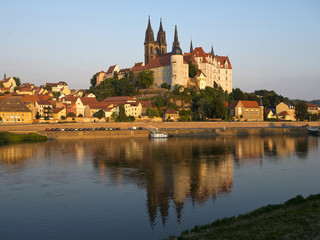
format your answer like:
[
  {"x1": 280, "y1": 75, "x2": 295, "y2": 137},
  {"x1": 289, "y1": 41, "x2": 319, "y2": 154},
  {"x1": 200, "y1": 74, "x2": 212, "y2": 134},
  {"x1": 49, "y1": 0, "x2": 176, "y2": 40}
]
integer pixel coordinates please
[{"x1": 0, "y1": 136, "x2": 319, "y2": 240}]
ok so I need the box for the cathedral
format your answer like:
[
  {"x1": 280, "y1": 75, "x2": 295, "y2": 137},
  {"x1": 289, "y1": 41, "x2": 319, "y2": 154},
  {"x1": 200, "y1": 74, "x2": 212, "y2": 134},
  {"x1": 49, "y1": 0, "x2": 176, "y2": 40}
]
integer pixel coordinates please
[{"x1": 99, "y1": 17, "x2": 233, "y2": 92}]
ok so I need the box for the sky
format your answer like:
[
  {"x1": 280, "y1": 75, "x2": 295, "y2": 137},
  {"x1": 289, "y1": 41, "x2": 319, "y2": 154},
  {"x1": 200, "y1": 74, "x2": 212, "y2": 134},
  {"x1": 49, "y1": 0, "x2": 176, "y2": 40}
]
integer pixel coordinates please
[{"x1": 1, "y1": 0, "x2": 319, "y2": 100}]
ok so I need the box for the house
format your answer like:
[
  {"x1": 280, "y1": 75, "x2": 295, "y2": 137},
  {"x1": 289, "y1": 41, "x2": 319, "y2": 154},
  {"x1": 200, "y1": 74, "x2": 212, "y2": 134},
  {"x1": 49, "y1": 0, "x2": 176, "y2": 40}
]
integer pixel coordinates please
[
  {"x1": 86, "y1": 102, "x2": 115, "y2": 118},
  {"x1": 229, "y1": 100, "x2": 264, "y2": 121},
  {"x1": 0, "y1": 76, "x2": 16, "y2": 93},
  {"x1": 276, "y1": 102, "x2": 296, "y2": 121},
  {"x1": 195, "y1": 70, "x2": 207, "y2": 90},
  {"x1": 20, "y1": 94, "x2": 41, "y2": 118},
  {"x1": 45, "y1": 81, "x2": 70, "y2": 95},
  {"x1": 265, "y1": 109, "x2": 277, "y2": 119},
  {"x1": 0, "y1": 97, "x2": 32, "y2": 123},
  {"x1": 103, "y1": 96, "x2": 142, "y2": 117},
  {"x1": 105, "y1": 65, "x2": 120, "y2": 79},
  {"x1": 75, "y1": 97, "x2": 99, "y2": 117},
  {"x1": 35, "y1": 100, "x2": 53, "y2": 119},
  {"x1": 164, "y1": 109, "x2": 179, "y2": 121},
  {"x1": 307, "y1": 103, "x2": 318, "y2": 115},
  {"x1": 52, "y1": 107, "x2": 66, "y2": 120}
]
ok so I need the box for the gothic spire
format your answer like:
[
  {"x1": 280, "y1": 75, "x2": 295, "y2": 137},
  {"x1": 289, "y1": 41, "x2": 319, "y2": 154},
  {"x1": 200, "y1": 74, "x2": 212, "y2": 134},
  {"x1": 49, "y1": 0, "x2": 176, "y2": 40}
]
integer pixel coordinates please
[
  {"x1": 157, "y1": 18, "x2": 166, "y2": 45},
  {"x1": 211, "y1": 45, "x2": 215, "y2": 58},
  {"x1": 190, "y1": 39, "x2": 193, "y2": 53},
  {"x1": 172, "y1": 25, "x2": 182, "y2": 55},
  {"x1": 145, "y1": 15, "x2": 154, "y2": 43}
]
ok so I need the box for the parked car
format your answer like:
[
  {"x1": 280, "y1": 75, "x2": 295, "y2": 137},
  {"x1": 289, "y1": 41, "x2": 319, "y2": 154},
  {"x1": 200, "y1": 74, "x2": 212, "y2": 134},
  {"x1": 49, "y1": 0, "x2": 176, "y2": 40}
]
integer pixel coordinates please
[
  {"x1": 138, "y1": 127, "x2": 144, "y2": 130},
  {"x1": 115, "y1": 127, "x2": 120, "y2": 130},
  {"x1": 54, "y1": 128, "x2": 60, "y2": 131},
  {"x1": 50, "y1": 128, "x2": 55, "y2": 131},
  {"x1": 45, "y1": 128, "x2": 50, "y2": 132},
  {"x1": 131, "y1": 126, "x2": 136, "y2": 130}
]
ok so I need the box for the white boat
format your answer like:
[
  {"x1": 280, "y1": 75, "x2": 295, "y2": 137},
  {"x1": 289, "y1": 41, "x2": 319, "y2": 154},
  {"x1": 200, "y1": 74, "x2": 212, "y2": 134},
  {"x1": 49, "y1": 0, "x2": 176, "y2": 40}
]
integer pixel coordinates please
[
  {"x1": 149, "y1": 130, "x2": 168, "y2": 138},
  {"x1": 308, "y1": 127, "x2": 320, "y2": 136}
]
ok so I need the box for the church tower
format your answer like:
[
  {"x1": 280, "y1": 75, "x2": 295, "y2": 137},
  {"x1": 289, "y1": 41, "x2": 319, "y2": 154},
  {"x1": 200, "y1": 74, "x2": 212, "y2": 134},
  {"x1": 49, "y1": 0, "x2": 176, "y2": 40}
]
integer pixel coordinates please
[
  {"x1": 144, "y1": 16, "x2": 156, "y2": 65},
  {"x1": 144, "y1": 16, "x2": 167, "y2": 65},
  {"x1": 156, "y1": 18, "x2": 167, "y2": 56}
]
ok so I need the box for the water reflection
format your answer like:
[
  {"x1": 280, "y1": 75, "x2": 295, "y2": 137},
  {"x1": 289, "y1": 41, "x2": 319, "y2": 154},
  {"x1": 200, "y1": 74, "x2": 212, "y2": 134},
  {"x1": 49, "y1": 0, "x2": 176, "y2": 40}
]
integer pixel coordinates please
[{"x1": 0, "y1": 135, "x2": 318, "y2": 228}]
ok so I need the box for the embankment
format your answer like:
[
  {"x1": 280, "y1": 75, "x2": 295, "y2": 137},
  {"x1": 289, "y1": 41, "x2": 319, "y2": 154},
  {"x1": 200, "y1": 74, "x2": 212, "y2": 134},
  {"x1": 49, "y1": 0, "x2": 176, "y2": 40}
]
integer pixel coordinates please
[{"x1": 0, "y1": 122, "x2": 317, "y2": 139}]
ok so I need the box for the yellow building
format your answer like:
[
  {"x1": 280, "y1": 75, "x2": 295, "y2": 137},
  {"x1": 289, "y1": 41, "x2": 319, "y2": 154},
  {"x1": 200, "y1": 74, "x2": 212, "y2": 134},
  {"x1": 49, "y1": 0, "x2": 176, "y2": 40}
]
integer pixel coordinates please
[
  {"x1": 0, "y1": 76, "x2": 17, "y2": 93},
  {"x1": 276, "y1": 102, "x2": 296, "y2": 121},
  {"x1": 52, "y1": 107, "x2": 66, "y2": 120},
  {"x1": 229, "y1": 100, "x2": 264, "y2": 121},
  {"x1": 0, "y1": 97, "x2": 32, "y2": 124}
]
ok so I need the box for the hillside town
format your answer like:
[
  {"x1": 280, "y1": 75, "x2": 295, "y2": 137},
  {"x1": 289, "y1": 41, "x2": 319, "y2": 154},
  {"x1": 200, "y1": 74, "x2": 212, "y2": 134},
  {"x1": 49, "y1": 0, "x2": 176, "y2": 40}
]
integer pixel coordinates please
[{"x1": 1, "y1": 18, "x2": 319, "y2": 125}]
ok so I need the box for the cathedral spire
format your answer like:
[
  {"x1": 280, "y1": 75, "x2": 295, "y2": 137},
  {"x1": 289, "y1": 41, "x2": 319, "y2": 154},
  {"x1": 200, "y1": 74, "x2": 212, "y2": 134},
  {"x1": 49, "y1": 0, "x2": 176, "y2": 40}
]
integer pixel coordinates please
[
  {"x1": 145, "y1": 15, "x2": 154, "y2": 43},
  {"x1": 211, "y1": 45, "x2": 215, "y2": 58},
  {"x1": 190, "y1": 39, "x2": 193, "y2": 53}
]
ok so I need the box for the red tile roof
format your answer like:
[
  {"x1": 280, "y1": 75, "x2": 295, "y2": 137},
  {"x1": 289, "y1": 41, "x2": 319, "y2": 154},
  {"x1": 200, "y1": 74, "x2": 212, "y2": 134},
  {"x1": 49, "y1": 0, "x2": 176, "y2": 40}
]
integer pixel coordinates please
[
  {"x1": 37, "y1": 100, "x2": 52, "y2": 106},
  {"x1": 21, "y1": 95, "x2": 40, "y2": 103},
  {"x1": 52, "y1": 107, "x2": 65, "y2": 114},
  {"x1": 165, "y1": 109, "x2": 178, "y2": 114},
  {"x1": 106, "y1": 65, "x2": 117, "y2": 74},
  {"x1": 215, "y1": 56, "x2": 232, "y2": 69},
  {"x1": 278, "y1": 111, "x2": 289, "y2": 116},
  {"x1": 79, "y1": 97, "x2": 99, "y2": 105},
  {"x1": 229, "y1": 100, "x2": 259, "y2": 109},
  {"x1": 145, "y1": 53, "x2": 172, "y2": 69},
  {"x1": 131, "y1": 62, "x2": 145, "y2": 72},
  {"x1": 241, "y1": 101, "x2": 259, "y2": 108}
]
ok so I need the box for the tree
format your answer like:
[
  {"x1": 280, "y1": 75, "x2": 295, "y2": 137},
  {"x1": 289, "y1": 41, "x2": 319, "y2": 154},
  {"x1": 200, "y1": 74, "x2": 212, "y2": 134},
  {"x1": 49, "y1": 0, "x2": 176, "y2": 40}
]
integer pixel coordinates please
[
  {"x1": 188, "y1": 61, "x2": 198, "y2": 78},
  {"x1": 160, "y1": 83, "x2": 171, "y2": 90},
  {"x1": 13, "y1": 77, "x2": 21, "y2": 87},
  {"x1": 43, "y1": 85, "x2": 52, "y2": 91},
  {"x1": 93, "y1": 110, "x2": 105, "y2": 119},
  {"x1": 295, "y1": 101, "x2": 308, "y2": 121},
  {"x1": 78, "y1": 114, "x2": 83, "y2": 117},
  {"x1": 136, "y1": 70, "x2": 154, "y2": 89},
  {"x1": 60, "y1": 116, "x2": 66, "y2": 120},
  {"x1": 36, "y1": 112, "x2": 41, "y2": 119},
  {"x1": 90, "y1": 73, "x2": 97, "y2": 88},
  {"x1": 0, "y1": 116, "x2": 2, "y2": 122},
  {"x1": 230, "y1": 88, "x2": 246, "y2": 101},
  {"x1": 67, "y1": 112, "x2": 76, "y2": 118}
]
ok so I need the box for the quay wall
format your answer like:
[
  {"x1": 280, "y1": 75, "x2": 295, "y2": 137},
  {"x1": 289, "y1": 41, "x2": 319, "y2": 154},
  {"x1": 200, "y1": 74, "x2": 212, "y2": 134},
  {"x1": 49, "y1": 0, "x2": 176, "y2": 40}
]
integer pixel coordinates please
[
  {"x1": 0, "y1": 121, "x2": 319, "y2": 132},
  {"x1": 35, "y1": 127, "x2": 309, "y2": 140}
]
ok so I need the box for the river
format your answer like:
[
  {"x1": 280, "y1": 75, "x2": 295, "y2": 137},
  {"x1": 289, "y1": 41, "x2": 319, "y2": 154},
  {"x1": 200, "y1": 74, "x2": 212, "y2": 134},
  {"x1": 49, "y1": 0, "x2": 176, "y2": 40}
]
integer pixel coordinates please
[{"x1": 0, "y1": 135, "x2": 319, "y2": 240}]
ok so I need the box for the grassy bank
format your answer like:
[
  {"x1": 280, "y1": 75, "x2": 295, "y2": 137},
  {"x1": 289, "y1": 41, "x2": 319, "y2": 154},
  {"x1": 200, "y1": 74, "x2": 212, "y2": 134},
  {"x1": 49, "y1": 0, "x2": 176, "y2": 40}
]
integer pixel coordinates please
[
  {"x1": 167, "y1": 194, "x2": 320, "y2": 240},
  {"x1": 0, "y1": 132, "x2": 47, "y2": 145}
]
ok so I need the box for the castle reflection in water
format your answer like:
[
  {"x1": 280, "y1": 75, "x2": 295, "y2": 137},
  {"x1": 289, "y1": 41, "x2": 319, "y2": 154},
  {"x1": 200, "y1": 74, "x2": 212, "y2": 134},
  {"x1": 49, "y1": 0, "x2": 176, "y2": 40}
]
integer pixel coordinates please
[{"x1": 0, "y1": 135, "x2": 317, "y2": 225}]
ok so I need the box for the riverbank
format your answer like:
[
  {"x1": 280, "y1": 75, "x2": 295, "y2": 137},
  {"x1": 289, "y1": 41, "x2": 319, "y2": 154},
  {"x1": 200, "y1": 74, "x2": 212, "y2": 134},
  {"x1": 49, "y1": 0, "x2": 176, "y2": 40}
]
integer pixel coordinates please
[
  {"x1": 0, "y1": 132, "x2": 47, "y2": 145},
  {"x1": 0, "y1": 121, "x2": 319, "y2": 132},
  {"x1": 167, "y1": 194, "x2": 320, "y2": 240}
]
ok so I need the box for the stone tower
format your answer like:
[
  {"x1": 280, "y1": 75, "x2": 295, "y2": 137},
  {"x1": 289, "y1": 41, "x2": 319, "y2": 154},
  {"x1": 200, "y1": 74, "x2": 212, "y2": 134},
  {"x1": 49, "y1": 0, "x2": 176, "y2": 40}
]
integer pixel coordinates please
[
  {"x1": 156, "y1": 18, "x2": 167, "y2": 56},
  {"x1": 144, "y1": 16, "x2": 167, "y2": 65}
]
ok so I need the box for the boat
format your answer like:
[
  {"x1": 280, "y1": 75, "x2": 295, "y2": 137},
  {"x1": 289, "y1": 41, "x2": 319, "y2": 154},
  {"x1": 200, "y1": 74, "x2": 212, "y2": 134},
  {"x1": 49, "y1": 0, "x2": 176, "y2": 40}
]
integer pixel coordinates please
[
  {"x1": 308, "y1": 127, "x2": 320, "y2": 136},
  {"x1": 149, "y1": 129, "x2": 168, "y2": 138}
]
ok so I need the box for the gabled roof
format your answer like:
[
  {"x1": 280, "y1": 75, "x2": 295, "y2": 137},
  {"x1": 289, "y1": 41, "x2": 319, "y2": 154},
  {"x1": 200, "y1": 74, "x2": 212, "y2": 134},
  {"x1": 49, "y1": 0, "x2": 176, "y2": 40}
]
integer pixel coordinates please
[
  {"x1": 37, "y1": 100, "x2": 52, "y2": 106},
  {"x1": 241, "y1": 101, "x2": 259, "y2": 108},
  {"x1": 21, "y1": 95, "x2": 40, "y2": 103},
  {"x1": 307, "y1": 103, "x2": 318, "y2": 109},
  {"x1": 0, "y1": 97, "x2": 31, "y2": 112},
  {"x1": 215, "y1": 56, "x2": 232, "y2": 69},
  {"x1": 79, "y1": 97, "x2": 99, "y2": 105},
  {"x1": 106, "y1": 65, "x2": 117, "y2": 74},
  {"x1": 139, "y1": 100, "x2": 152, "y2": 108},
  {"x1": 229, "y1": 100, "x2": 259, "y2": 109},
  {"x1": 52, "y1": 107, "x2": 65, "y2": 114},
  {"x1": 131, "y1": 62, "x2": 145, "y2": 72},
  {"x1": 144, "y1": 53, "x2": 172, "y2": 69},
  {"x1": 278, "y1": 111, "x2": 289, "y2": 116},
  {"x1": 165, "y1": 109, "x2": 178, "y2": 114}
]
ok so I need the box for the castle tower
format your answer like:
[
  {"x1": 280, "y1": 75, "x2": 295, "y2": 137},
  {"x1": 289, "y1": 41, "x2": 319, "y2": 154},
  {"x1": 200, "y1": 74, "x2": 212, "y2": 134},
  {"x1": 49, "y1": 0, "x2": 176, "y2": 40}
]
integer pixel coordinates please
[
  {"x1": 144, "y1": 16, "x2": 156, "y2": 65},
  {"x1": 171, "y1": 25, "x2": 187, "y2": 88},
  {"x1": 211, "y1": 45, "x2": 215, "y2": 59},
  {"x1": 156, "y1": 18, "x2": 167, "y2": 56}
]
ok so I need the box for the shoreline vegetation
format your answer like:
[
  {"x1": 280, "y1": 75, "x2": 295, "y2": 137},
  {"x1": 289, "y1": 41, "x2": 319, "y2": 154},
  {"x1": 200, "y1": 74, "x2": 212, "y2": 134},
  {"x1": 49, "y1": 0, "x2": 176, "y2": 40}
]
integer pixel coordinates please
[
  {"x1": 0, "y1": 132, "x2": 47, "y2": 145},
  {"x1": 167, "y1": 194, "x2": 320, "y2": 240}
]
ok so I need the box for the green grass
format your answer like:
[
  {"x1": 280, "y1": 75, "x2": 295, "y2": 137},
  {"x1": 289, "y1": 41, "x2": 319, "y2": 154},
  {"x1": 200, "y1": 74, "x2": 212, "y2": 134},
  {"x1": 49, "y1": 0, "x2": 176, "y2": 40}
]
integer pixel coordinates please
[
  {"x1": 0, "y1": 132, "x2": 47, "y2": 145},
  {"x1": 167, "y1": 194, "x2": 320, "y2": 240}
]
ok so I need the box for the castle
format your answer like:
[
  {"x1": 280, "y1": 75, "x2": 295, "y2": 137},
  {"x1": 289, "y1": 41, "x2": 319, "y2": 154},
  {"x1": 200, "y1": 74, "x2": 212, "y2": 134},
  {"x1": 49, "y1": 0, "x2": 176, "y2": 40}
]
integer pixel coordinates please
[{"x1": 97, "y1": 17, "x2": 232, "y2": 92}]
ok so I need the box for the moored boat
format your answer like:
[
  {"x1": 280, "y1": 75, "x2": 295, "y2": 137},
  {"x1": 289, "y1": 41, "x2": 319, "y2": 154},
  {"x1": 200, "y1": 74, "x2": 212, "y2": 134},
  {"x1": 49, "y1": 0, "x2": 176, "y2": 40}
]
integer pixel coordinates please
[
  {"x1": 308, "y1": 127, "x2": 320, "y2": 136},
  {"x1": 149, "y1": 130, "x2": 168, "y2": 138}
]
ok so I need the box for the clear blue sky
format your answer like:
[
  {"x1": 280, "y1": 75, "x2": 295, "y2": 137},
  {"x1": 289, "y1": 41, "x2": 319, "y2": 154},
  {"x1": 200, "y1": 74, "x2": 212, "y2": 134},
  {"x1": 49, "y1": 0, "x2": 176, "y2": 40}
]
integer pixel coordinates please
[{"x1": 1, "y1": 0, "x2": 319, "y2": 100}]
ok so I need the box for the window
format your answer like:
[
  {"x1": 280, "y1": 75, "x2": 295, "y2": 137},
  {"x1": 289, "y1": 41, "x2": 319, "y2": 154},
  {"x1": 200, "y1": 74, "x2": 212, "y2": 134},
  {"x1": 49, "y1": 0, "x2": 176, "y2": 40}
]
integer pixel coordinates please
[
  {"x1": 256, "y1": 110, "x2": 259, "y2": 115},
  {"x1": 246, "y1": 110, "x2": 249, "y2": 115},
  {"x1": 251, "y1": 110, "x2": 254, "y2": 115},
  {"x1": 238, "y1": 107, "x2": 242, "y2": 114}
]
